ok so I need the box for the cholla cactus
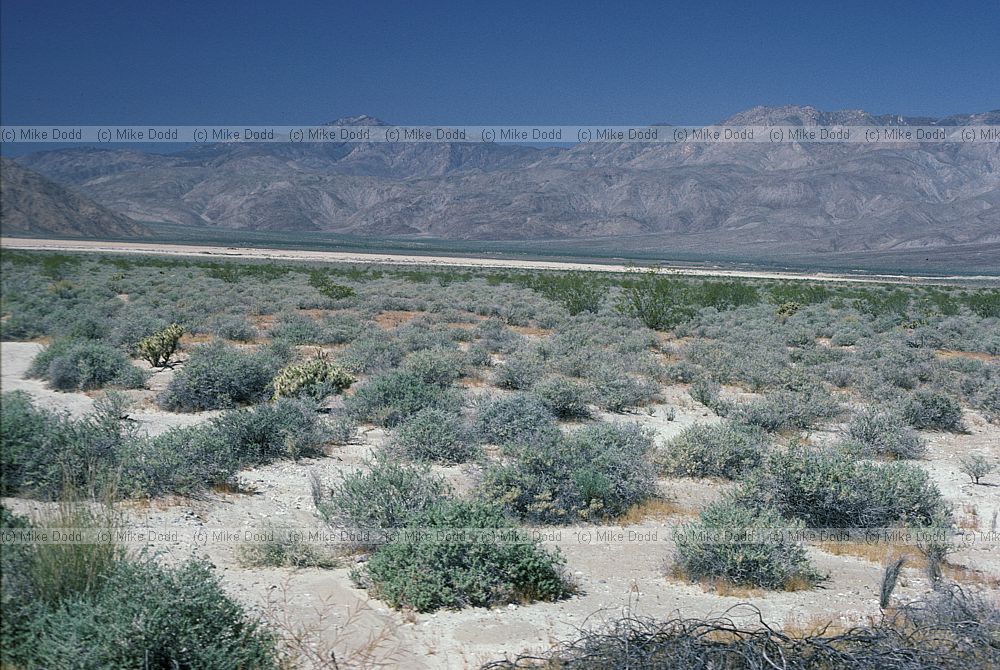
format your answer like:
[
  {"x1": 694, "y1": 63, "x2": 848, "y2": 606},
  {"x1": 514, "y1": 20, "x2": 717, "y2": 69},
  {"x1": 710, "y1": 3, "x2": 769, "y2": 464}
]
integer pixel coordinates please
[
  {"x1": 272, "y1": 355, "x2": 354, "y2": 400},
  {"x1": 137, "y1": 323, "x2": 184, "y2": 368}
]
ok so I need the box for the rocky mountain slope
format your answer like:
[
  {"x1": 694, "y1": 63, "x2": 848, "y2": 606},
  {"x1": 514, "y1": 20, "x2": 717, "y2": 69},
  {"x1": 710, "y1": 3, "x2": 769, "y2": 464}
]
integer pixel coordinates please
[
  {"x1": 0, "y1": 157, "x2": 149, "y2": 238},
  {"x1": 11, "y1": 106, "x2": 1000, "y2": 257}
]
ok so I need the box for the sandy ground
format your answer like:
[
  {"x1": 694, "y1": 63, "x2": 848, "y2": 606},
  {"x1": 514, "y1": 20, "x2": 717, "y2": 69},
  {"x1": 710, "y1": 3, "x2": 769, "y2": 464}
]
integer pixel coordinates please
[
  {"x1": 3, "y1": 237, "x2": 995, "y2": 284},
  {"x1": 2, "y1": 341, "x2": 999, "y2": 669}
]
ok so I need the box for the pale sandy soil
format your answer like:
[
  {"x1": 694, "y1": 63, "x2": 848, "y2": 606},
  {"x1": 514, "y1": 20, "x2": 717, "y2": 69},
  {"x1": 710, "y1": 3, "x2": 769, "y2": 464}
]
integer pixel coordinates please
[
  {"x1": 3, "y1": 237, "x2": 995, "y2": 284},
  {"x1": 2, "y1": 342, "x2": 999, "y2": 669}
]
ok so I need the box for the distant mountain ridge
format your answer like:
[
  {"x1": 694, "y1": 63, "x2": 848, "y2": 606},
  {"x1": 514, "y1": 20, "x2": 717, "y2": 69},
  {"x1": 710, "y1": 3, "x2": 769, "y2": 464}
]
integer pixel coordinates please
[
  {"x1": 10, "y1": 105, "x2": 1000, "y2": 259},
  {"x1": 0, "y1": 157, "x2": 149, "y2": 238}
]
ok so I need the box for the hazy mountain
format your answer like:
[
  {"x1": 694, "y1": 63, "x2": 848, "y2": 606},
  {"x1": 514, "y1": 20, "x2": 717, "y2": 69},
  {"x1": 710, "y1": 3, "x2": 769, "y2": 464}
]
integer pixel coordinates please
[
  {"x1": 12, "y1": 106, "x2": 1000, "y2": 259},
  {"x1": 0, "y1": 157, "x2": 149, "y2": 238}
]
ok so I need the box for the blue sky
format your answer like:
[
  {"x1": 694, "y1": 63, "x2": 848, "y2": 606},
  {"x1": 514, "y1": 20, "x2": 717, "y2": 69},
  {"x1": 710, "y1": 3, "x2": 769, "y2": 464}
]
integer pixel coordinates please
[{"x1": 1, "y1": 0, "x2": 998, "y2": 127}]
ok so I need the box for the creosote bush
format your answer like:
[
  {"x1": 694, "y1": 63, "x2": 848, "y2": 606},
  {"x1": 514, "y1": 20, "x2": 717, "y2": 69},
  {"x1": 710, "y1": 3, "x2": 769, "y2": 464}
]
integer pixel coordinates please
[
  {"x1": 479, "y1": 422, "x2": 656, "y2": 523},
  {"x1": 673, "y1": 499, "x2": 822, "y2": 590},
  {"x1": 354, "y1": 500, "x2": 571, "y2": 612},
  {"x1": 659, "y1": 421, "x2": 769, "y2": 479},
  {"x1": 136, "y1": 323, "x2": 184, "y2": 368},
  {"x1": 28, "y1": 339, "x2": 145, "y2": 391},
  {"x1": 271, "y1": 355, "x2": 354, "y2": 401}
]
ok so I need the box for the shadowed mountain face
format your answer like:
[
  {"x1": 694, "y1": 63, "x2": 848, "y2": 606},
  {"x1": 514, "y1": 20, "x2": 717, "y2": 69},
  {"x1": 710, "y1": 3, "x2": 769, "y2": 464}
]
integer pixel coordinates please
[
  {"x1": 0, "y1": 158, "x2": 149, "y2": 238},
  {"x1": 12, "y1": 106, "x2": 1000, "y2": 258}
]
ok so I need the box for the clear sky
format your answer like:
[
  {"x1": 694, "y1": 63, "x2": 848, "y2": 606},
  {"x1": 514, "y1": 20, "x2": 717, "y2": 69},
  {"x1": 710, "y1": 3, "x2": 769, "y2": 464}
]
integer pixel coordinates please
[{"x1": 1, "y1": 0, "x2": 998, "y2": 127}]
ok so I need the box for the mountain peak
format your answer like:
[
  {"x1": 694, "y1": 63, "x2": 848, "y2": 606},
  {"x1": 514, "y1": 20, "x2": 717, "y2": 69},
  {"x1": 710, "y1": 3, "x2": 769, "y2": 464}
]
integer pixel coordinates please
[{"x1": 325, "y1": 115, "x2": 387, "y2": 126}]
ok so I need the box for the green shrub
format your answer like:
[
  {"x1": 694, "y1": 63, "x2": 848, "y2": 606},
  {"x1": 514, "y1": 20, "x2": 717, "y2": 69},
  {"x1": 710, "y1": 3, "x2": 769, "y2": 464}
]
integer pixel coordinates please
[
  {"x1": 318, "y1": 459, "x2": 448, "y2": 533},
  {"x1": 479, "y1": 422, "x2": 656, "y2": 523},
  {"x1": 1, "y1": 392, "x2": 69, "y2": 496},
  {"x1": 729, "y1": 384, "x2": 841, "y2": 432},
  {"x1": 401, "y1": 347, "x2": 466, "y2": 386},
  {"x1": 344, "y1": 370, "x2": 461, "y2": 427},
  {"x1": 308, "y1": 270, "x2": 356, "y2": 300},
  {"x1": 843, "y1": 408, "x2": 926, "y2": 459},
  {"x1": 3, "y1": 558, "x2": 279, "y2": 669},
  {"x1": 901, "y1": 390, "x2": 965, "y2": 432},
  {"x1": 734, "y1": 443, "x2": 947, "y2": 528},
  {"x1": 355, "y1": 500, "x2": 571, "y2": 612},
  {"x1": 617, "y1": 272, "x2": 697, "y2": 330},
  {"x1": 390, "y1": 408, "x2": 476, "y2": 464},
  {"x1": 28, "y1": 339, "x2": 144, "y2": 391},
  {"x1": 659, "y1": 421, "x2": 769, "y2": 479},
  {"x1": 474, "y1": 392, "x2": 559, "y2": 449},
  {"x1": 532, "y1": 376, "x2": 590, "y2": 419},
  {"x1": 158, "y1": 341, "x2": 288, "y2": 411},
  {"x1": 271, "y1": 355, "x2": 354, "y2": 400},
  {"x1": 136, "y1": 323, "x2": 184, "y2": 368},
  {"x1": 673, "y1": 499, "x2": 821, "y2": 590}
]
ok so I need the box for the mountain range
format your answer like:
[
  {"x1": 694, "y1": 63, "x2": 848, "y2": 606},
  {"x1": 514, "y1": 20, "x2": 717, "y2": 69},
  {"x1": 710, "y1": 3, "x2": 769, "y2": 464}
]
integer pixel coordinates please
[{"x1": 5, "y1": 106, "x2": 999, "y2": 261}]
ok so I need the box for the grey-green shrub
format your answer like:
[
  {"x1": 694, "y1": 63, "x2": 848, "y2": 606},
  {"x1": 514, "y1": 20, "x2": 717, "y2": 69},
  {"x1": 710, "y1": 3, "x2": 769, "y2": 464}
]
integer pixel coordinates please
[
  {"x1": 318, "y1": 459, "x2": 448, "y2": 533},
  {"x1": 479, "y1": 422, "x2": 656, "y2": 523},
  {"x1": 901, "y1": 390, "x2": 965, "y2": 432},
  {"x1": 734, "y1": 443, "x2": 947, "y2": 528},
  {"x1": 401, "y1": 347, "x2": 466, "y2": 386},
  {"x1": 158, "y1": 341, "x2": 289, "y2": 411},
  {"x1": 673, "y1": 499, "x2": 821, "y2": 590},
  {"x1": 474, "y1": 392, "x2": 559, "y2": 449},
  {"x1": 493, "y1": 349, "x2": 544, "y2": 390},
  {"x1": 390, "y1": 408, "x2": 476, "y2": 464},
  {"x1": 344, "y1": 370, "x2": 461, "y2": 427},
  {"x1": 660, "y1": 421, "x2": 769, "y2": 479},
  {"x1": 355, "y1": 500, "x2": 571, "y2": 612},
  {"x1": 532, "y1": 376, "x2": 590, "y2": 419},
  {"x1": 28, "y1": 339, "x2": 144, "y2": 391},
  {"x1": 585, "y1": 362, "x2": 657, "y2": 413},
  {"x1": 729, "y1": 384, "x2": 841, "y2": 432},
  {"x1": 843, "y1": 408, "x2": 926, "y2": 459}
]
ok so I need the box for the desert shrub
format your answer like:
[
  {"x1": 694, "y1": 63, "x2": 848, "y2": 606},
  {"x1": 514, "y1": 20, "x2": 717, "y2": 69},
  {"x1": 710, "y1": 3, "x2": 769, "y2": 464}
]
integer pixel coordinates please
[
  {"x1": 1, "y1": 392, "x2": 142, "y2": 498},
  {"x1": 28, "y1": 339, "x2": 144, "y2": 391},
  {"x1": 585, "y1": 362, "x2": 657, "y2": 412},
  {"x1": 339, "y1": 337, "x2": 405, "y2": 374},
  {"x1": 659, "y1": 421, "x2": 769, "y2": 479},
  {"x1": 525, "y1": 272, "x2": 604, "y2": 315},
  {"x1": 688, "y1": 377, "x2": 730, "y2": 414},
  {"x1": 158, "y1": 341, "x2": 289, "y2": 411},
  {"x1": 390, "y1": 408, "x2": 476, "y2": 464},
  {"x1": 119, "y1": 398, "x2": 328, "y2": 497},
  {"x1": 308, "y1": 270, "x2": 355, "y2": 300},
  {"x1": 493, "y1": 348, "x2": 545, "y2": 390},
  {"x1": 532, "y1": 376, "x2": 590, "y2": 419},
  {"x1": 401, "y1": 347, "x2": 466, "y2": 386},
  {"x1": 2, "y1": 557, "x2": 279, "y2": 669},
  {"x1": 318, "y1": 459, "x2": 448, "y2": 533},
  {"x1": 328, "y1": 413, "x2": 359, "y2": 445},
  {"x1": 617, "y1": 272, "x2": 697, "y2": 330},
  {"x1": 237, "y1": 521, "x2": 338, "y2": 568},
  {"x1": 268, "y1": 313, "x2": 323, "y2": 344},
  {"x1": 271, "y1": 355, "x2": 354, "y2": 400},
  {"x1": 901, "y1": 389, "x2": 965, "y2": 432},
  {"x1": 673, "y1": 499, "x2": 821, "y2": 590},
  {"x1": 136, "y1": 323, "x2": 184, "y2": 368},
  {"x1": 729, "y1": 384, "x2": 841, "y2": 431},
  {"x1": 474, "y1": 318, "x2": 524, "y2": 353},
  {"x1": 843, "y1": 408, "x2": 926, "y2": 459},
  {"x1": 206, "y1": 397, "x2": 329, "y2": 463},
  {"x1": 474, "y1": 392, "x2": 559, "y2": 449},
  {"x1": 344, "y1": 370, "x2": 460, "y2": 427},
  {"x1": 735, "y1": 443, "x2": 947, "y2": 528},
  {"x1": 355, "y1": 500, "x2": 571, "y2": 612},
  {"x1": 209, "y1": 314, "x2": 257, "y2": 342},
  {"x1": 479, "y1": 422, "x2": 656, "y2": 523},
  {"x1": 465, "y1": 342, "x2": 493, "y2": 368},
  {"x1": 958, "y1": 453, "x2": 994, "y2": 484}
]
